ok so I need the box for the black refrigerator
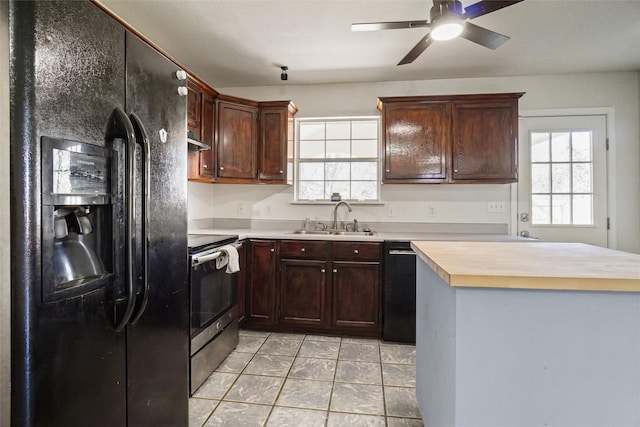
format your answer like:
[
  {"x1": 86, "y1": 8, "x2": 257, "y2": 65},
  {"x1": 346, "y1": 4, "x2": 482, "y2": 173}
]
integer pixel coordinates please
[{"x1": 9, "y1": 1, "x2": 189, "y2": 425}]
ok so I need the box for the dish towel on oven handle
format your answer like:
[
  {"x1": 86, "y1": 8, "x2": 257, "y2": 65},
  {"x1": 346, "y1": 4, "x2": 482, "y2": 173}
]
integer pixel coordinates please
[{"x1": 215, "y1": 244, "x2": 240, "y2": 273}]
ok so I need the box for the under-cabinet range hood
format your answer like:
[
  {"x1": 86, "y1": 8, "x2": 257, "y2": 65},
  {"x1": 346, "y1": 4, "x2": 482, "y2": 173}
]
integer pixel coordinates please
[{"x1": 187, "y1": 130, "x2": 210, "y2": 151}]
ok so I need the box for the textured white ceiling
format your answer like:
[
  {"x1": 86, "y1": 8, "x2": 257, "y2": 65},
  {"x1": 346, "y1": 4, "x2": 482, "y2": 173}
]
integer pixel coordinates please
[{"x1": 97, "y1": 0, "x2": 640, "y2": 88}]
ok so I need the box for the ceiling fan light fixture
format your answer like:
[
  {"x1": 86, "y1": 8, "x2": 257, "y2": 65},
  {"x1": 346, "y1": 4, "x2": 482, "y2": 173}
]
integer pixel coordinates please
[{"x1": 430, "y1": 18, "x2": 464, "y2": 41}]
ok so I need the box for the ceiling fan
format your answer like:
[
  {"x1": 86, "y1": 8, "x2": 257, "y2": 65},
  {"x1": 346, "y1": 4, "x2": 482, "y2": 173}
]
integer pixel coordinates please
[{"x1": 352, "y1": 0, "x2": 524, "y2": 65}]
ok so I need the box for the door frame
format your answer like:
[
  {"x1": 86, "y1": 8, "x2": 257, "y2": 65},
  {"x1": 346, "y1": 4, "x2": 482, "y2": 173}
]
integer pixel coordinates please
[{"x1": 511, "y1": 107, "x2": 616, "y2": 249}]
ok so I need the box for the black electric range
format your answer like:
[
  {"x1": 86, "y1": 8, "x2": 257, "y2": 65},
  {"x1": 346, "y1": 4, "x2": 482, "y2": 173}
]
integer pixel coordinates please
[{"x1": 187, "y1": 234, "x2": 239, "y2": 255}]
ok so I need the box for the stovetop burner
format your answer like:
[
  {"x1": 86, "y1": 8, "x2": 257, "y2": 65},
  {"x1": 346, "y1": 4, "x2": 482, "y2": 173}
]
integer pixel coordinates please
[{"x1": 187, "y1": 234, "x2": 238, "y2": 254}]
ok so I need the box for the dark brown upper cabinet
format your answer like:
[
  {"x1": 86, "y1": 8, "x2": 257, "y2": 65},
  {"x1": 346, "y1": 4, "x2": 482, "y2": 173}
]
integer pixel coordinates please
[
  {"x1": 186, "y1": 79, "x2": 202, "y2": 140},
  {"x1": 378, "y1": 92, "x2": 524, "y2": 184},
  {"x1": 216, "y1": 95, "x2": 259, "y2": 182},
  {"x1": 258, "y1": 101, "x2": 298, "y2": 184}
]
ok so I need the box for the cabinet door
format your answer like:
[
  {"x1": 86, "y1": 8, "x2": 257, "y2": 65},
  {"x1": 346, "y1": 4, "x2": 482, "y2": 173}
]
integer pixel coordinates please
[
  {"x1": 217, "y1": 101, "x2": 258, "y2": 180},
  {"x1": 246, "y1": 240, "x2": 277, "y2": 325},
  {"x1": 383, "y1": 102, "x2": 448, "y2": 182},
  {"x1": 332, "y1": 262, "x2": 380, "y2": 334},
  {"x1": 187, "y1": 79, "x2": 202, "y2": 139},
  {"x1": 451, "y1": 99, "x2": 518, "y2": 182},
  {"x1": 259, "y1": 106, "x2": 287, "y2": 182},
  {"x1": 199, "y1": 91, "x2": 216, "y2": 178},
  {"x1": 279, "y1": 260, "x2": 327, "y2": 328}
]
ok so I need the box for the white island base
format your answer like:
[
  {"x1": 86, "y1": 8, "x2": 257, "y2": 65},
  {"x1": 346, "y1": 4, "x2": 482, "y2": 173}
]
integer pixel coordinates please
[{"x1": 414, "y1": 242, "x2": 640, "y2": 427}]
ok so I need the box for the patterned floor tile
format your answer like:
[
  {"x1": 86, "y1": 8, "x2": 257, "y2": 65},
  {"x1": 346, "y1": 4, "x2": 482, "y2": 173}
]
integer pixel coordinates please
[
  {"x1": 192, "y1": 372, "x2": 238, "y2": 399},
  {"x1": 386, "y1": 416, "x2": 425, "y2": 426},
  {"x1": 224, "y1": 374, "x2": 284, "y2": 405},
  {"x1": 266, "y1": 407, "x2": 327, "y2": 427},
  {"x1": 335, "y1": 360, "x2": 382, "y2": 385},
  {"x1": 298, "y1": 339, "x2": 340, "y2": 359},
  {"x1": 289, "y1": 357, "x2": 337, "y2": 381},
  {"x1": 244, "y1": 354, "x2": 294, "y2": 377},
  {"x1": 379, "y1": 343, "x2": 416, "y2": 365},
  {"x1": 382, "y1": 363, "x2": 416, "y2": 387},
  {"x1": 339, "y1": 342, "x2": 381, "y2": 362},
  {"x1": 235, "y1": 335, "x2": 267, "y2": 353},
  {"x1": 188, "y1": 398, "x2": 218, "y2": 427},
  {"x1": 384, "y1": 386, "x2": 421, "y2": 418},
  {"x1": 326, "y1": 412, "x2": 386, "y2": 426},
  {"x1": 276, "y1": 378, "x2": 333, "y2": 410},
  {"x1": 329, "y1": 383, "x2": 385, "y2": 415},
  {"x1": 258, "y1": 336, "x2": 303, "y2": 356},
  {"x1": 203, "y1": 401, "x2": 271, "y2": 427},
  {"x1": 215, "y1": 351, "x2": 254, "y2": 373}
]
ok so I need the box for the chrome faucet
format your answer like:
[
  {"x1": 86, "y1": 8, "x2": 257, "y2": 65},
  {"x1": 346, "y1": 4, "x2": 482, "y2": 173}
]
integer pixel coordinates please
[{"x1": 332, "y1": 201, "x2": 352, "y2": 230}]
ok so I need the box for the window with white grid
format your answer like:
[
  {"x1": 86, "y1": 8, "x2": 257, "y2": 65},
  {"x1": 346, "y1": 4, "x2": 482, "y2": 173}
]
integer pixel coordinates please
[
  {"x1": 530, "y1": 130, "x2": 594, "y2": 225},
  {"x1": 296, "y1": 117, "x2": 380, "y2": 201}
]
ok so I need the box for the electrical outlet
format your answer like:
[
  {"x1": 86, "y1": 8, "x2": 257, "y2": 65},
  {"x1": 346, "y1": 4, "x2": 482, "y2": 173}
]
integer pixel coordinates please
[
  {"x1": 428, "y1": 206, "x2": 437, "y2": 218},
  {"x1": 265, "y1": 204, "x2": 272, "y2": 217},
  {"x1": 488, "y1": 201, "x2": 505, "y2": 213},
  {"x1": 237, "y1": 203, "x2": 246, "y2": 216},
  {"x1": 387, "y1": 205, "x2": 395, "y2": 217}
]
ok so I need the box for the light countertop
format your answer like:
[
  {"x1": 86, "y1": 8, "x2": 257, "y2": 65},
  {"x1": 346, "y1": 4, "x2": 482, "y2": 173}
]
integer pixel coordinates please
[
  {"x1": 411, "y1": 241, "x2": 640, "y2": 292},
  {"x1": 189, "y1": 228, "x2": 527, "y2": 243}
]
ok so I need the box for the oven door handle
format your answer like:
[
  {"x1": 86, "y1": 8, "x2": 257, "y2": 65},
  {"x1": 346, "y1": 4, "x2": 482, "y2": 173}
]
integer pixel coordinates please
[{"x1": 192, "y1": 242, "x2": 242, "y2": 267}]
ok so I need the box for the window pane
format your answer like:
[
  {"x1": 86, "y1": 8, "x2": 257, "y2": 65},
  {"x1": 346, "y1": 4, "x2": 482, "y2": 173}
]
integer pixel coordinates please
[
  {"x1": 572, "y1": 131, "x2": 592, "y2": 161},
  {"x1": 326, "y1": 140, "x2": 350, "y2": 158},
  {"x1": 531, "y1": 163, "x2": 550, "y2": 193},
  {"x1": 572, "y1": 163, "x2": 592, "y2": 193},
  {"x1": 299, "y1": 123, "x2": 325, "y2": 140},
  {"x1": 299, "y1": 140, "x2": 325, "y2": 159},
  {"x1": 573, "y1": 195, "x2": 593, "y2": 225},
  {"x1": 551, "y1": 132, "x2": 570, "y2": 162},
  {"x1": 531, "y1": 132, "x2": 550, "y2": 162},
  {"x1": 299, "y1": 162, "x2": 324, "y2": 180},
  {"x1": 352, "y1": 181, "x2": 378, "y2": 200},
  {"x1": 325, "y1": 181, "x2": 350, "y2": 199},
  {"x1": 352, "y1": 121, "x2": 378, "y2": 139},
  {"x1": 299, "y1": 181, "x2": 324, "y2": 200},
  {"x1": 326, "y1": 122, "x2": 350, "y2": 140},
  {"x1": 551, "y1": 164, "x2": 570, "y2": 193},
  {"x1": 352, "y1": 139, "x2": 378, "y2": 158},
  {"x1": 351, "y1": 162, "x2": 377, "y2": 180},
  {"x1": 552, "y1": 195, "x2": 571, "y2": 224},
  {"x1": 325, "y1": 162, "x2": 350, "y2": 180},
  {"x1": 532, "y1": 195, "x2": 550, "y2": 224}
]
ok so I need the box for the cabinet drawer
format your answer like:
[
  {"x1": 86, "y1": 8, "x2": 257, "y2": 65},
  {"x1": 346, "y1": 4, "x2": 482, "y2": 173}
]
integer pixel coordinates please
[
  {"x1": 333, "y1": 242, "x2": 381, "y2": 261},
  {"x1": 280, "y1": 240, "x2": 328, "y2": 259}
]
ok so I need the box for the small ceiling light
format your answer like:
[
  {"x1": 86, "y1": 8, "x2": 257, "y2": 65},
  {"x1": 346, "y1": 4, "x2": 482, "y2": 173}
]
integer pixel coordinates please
[
  {"x1": 430, "y1": 17, "x2": 464, "y2": 41},
  {"x1": 280, "y1": 66, "x2": 288, "y2": 81}
]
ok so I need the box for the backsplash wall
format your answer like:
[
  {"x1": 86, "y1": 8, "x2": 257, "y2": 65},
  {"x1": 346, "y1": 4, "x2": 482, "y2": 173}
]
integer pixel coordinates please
[{"x1": 188, "y1": 181, "x2": 513, "y2": 229}]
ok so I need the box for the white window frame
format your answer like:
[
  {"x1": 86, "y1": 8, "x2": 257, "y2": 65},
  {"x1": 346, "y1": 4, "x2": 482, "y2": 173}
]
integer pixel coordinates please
[{"x1": 294, "y1": 116, "x2": 381, "y2": 202}]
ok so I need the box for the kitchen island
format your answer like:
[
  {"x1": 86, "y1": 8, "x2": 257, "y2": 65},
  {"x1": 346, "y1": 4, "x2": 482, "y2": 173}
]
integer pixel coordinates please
[{"x1": 411, "y1": 241, "x2": 640, "y2": 427}]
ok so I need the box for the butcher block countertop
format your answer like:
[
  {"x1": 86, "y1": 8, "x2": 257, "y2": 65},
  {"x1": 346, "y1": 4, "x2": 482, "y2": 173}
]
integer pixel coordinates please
[{"x1": 411, "y1": 241, "x2": 640, "y2": 292}]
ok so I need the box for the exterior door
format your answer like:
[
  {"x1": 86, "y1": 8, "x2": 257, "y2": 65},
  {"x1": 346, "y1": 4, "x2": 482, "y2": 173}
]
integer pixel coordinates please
[{"x1": 517, "y1": 115, "x2": 608, "y2": 247}]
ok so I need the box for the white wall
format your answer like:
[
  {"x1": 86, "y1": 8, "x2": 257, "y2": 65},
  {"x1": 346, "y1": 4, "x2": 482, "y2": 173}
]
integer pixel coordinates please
[
  {"x1": 1, "y1": 2, "x2": 11, "y2": 425},
  {"x1": 188, "y1": 71, "x2": 640, "y2": 254}
]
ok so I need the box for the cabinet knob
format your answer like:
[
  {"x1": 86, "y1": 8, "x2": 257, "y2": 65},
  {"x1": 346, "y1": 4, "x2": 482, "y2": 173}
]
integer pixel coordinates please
[
  {"x1": 203, "y1": 164, "x2": 208, "y2": 168},
  {"x1": 354, "y1": 249, "x2": 359, "y2": 254},
  {"x1": 321, "y1": 268, "x2": 325, "y2": 273},
  {"x1": 301, "y1": 248, "x2": 306, "y2": 252},
  {"x1": 454, "y1": 169, "x2": 458, "y2": 173},
  {"x1": 386, "y1": 169, "x2": 390, "y2": 173},
  {"x1": 270, "y1": 248, "x2": 275, "y2": 253},
  {"x1": 220, "y1": 166, "x2": 225, "y2": 170},
  {"x1": 333, "y1": 269, "x2": 337, "y2": 273},
  {"x1": 279, "y1": 170, "x2": 283, "y2": 174}
]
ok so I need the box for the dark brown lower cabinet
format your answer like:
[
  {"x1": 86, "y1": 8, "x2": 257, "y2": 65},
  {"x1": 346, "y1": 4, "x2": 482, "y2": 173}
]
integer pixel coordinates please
[
  {"x1": 332, "y1": 261, "x2": 380, "y2": 334},
  {"x1": 236, "y1": 241, "x2": 247, "y2": 323},
  {"x1": 279, "y1": 260, "x2": 327, "y2": 328},
  {"x1": 243, "y1": 239, "x2": 381, "y2": 338},
  {"x1": 246, "y1": 240, "x2": 277, "y2": 326}
]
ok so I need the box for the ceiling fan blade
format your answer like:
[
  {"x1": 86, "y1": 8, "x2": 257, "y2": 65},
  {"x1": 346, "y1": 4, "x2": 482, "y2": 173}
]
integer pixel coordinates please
[
  {"x1": 463, "y1": 0, "x2": 524, "y2": 20},
  {"x1": 460, "y1": 22, "x2": 510, "y2": 50},
  {"x1": 351, "y1": 20, "x2": 429, "y2": 32},
  {"x1": 397, "y1": 34, "x2": 434, "y2": 65}
]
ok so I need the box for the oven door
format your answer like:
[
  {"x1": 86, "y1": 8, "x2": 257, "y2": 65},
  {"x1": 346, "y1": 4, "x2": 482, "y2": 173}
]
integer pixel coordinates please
[{"x1": 190, "y1": 248, "x2": 238, "y2": 349}]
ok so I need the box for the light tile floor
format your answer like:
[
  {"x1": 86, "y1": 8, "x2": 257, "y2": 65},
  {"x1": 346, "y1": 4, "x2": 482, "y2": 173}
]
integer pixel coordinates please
[{"x1": 189, "y1": 330, "x2": 424, "y2": 427}]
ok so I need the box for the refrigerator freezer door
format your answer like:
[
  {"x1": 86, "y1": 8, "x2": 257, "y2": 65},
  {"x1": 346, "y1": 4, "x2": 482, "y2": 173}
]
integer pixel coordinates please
[{"x1": 124, "y1": 32, "x2": 189, "y2": 426}]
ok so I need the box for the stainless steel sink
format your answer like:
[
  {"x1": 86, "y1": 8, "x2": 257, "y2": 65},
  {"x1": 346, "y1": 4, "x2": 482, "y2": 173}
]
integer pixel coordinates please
[
  {"x1": 290, "y1": 229, "x2": 377, "y2": 236},
  {"x1": 290, "y1": 230, "x2": 331, "y2": 235}
]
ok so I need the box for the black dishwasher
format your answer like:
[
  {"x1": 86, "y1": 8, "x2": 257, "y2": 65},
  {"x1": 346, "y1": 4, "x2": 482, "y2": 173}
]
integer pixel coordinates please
[{"x1": 383, "y1": 241, "x2": 416, "y2": 343}]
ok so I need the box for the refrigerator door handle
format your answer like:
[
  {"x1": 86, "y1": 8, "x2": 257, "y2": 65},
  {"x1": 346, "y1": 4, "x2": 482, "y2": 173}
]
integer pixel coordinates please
[
  {"x1": 106, "y1": 106, "x2": 138, "y2": 332},
  {"x1": 128, "y1": 113, "x2": 150, "y2": 325}
]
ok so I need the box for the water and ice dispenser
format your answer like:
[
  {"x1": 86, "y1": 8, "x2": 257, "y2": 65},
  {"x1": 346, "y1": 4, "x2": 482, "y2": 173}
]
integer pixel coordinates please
[{"x1": 41, "y1": 136, "x2": 115, "y2": 302}]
